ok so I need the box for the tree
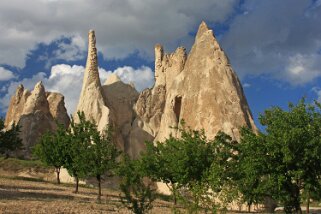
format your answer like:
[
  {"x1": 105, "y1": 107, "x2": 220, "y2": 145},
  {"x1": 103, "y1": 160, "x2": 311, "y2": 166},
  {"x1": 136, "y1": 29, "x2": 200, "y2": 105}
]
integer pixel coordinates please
[
  {"x1": 205, "y1": 132, "x2": 238, "y2": 211},
  {"x1": 141, "y1": 127, "x2": 214, "y2": 209},
  {"x1": 0, "y1": 118, "x2": 22, "y2": 157},
  {"x1": 64, "y1": 112, "x2": 94, "y2": 193},
  {"x1": 118, "y1": 155, "x2": 156, "y2": 214},
  {"x1": 87, "y1": 126, "x2": 120, "y2": 202},
  {"x1": 258, "y1": 98, "x2": 321, "y2": 213},
  {"x1": 33, "y1": 123, "x2": 69, "y2": 184},
  {"x1": 234, "y1": 128, "x2": 276, "y2": 213}
]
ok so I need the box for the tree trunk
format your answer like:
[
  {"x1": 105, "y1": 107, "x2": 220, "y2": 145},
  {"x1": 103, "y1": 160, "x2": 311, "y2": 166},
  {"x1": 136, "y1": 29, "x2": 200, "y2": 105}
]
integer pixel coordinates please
[
  {"x1": 97, "y1": 175, "x2": 102, "y2": 203},
  {"x1": 172, "y1": 185, "x2": 177, "y2": 206},
  {"x1": 55, "y1": 167, "x2": 60, "y2": 184},
  {"x1": 248, "y1": 203, "x2": 251, "y2": 213},
  {"x1": 306, "y1": 189, "x2": 310, "y2": 214},
  {"x1": 74, "y1": 176, "x2": 79, "y2": 193}
]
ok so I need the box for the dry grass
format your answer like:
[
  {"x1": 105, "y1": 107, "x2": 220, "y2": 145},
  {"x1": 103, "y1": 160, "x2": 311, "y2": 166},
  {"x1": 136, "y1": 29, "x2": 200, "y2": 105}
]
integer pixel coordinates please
[{"x1": 0, "y1": 176, "x2": 175, "y2": 214}]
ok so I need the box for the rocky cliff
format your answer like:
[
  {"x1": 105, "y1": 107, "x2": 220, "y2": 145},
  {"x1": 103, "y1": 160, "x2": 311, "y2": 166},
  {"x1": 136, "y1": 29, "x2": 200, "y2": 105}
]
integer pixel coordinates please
[
  {"x1": 5, "y1": 82, "x2": 69, "y2": 157},
  {"x1": 74, "y1": 22, "x2": 256, "y2": 158},
  {"x1": 155, "y1": 21, "x2": 257, "y2": 141},
  {"x1": 5, "y1": 21, "x2": 256, "y2": 159}
]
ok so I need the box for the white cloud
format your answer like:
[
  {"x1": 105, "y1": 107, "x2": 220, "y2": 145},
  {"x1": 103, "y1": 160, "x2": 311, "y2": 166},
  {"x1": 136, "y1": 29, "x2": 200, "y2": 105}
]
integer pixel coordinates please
[
  {"x1": 284, "y1": 54, "x2": 321, "y2": 85},
  {"x1": 52, "y1": 35, "x2": 86, "y2": 61},
  {"x1": 0, "y1": 67, "x2": 15, "y2": 81},
  {"x1": 0, "y1": 64, "x2": 154, "y2": 115},
  {"x1": 221, "y1": 0, "x2": 321, "y2": 85},
  {"x1": 102, "y1": 66, "x2": 154, "y2": 91},
  {"x1": 0, "y1": 0, "x2": 237, "y2": 67}
]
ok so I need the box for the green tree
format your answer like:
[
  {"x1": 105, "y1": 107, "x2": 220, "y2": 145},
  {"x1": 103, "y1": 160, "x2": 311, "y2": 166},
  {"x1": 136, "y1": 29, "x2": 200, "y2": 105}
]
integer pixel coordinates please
[
  {"x1": 258, "y1": 98, "x2": 321, "y2": 213},
  {"x1": 234, "y1": 128, "x2": 276, "y2": 213},
  {"x1": 141, "y1": 127, "x2": 214, "y2": 209},
  {"x1": 87, "y1": 126, "x2": 120, "y2": 202},
  {"x1": 64, "y1": 112, "x2": 94, "y2": 193},
  {"x1": 118, "y1": 155, "x2": 156, "y2": 214},
  {"x1": 33, "y1": 123, "x2": 68, "y2": 184},
  {"x1": 205, "y1": 132, "x2": 238, "y2": 211},
  {"x1": 0, "y1": 118, "x2": 22, "y2": 157}
]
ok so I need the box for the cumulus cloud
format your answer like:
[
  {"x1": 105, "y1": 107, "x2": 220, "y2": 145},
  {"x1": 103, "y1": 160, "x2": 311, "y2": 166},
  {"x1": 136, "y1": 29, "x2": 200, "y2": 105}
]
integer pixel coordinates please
[
  {"x1": 52, "y1": 35, "x2": 86, "y2": 61},
  {"x1": 0, "y1": 64, "x2": 154, "y2": 114},
  {"x1": 284, "y1": 54, "x2": 321, "y2": 85},
  {"x1": 221, "y1": 0, "x2": 321, "y2": 85},
  {"x1": 0, "y1": 67, "x2": 15, "y2": 81},
  {"x1": 0, "y1": 0, "x2": 237, "y2": 67},
  {"x1": 102, "y1": 66, "x2": 154, "y2": 91}
]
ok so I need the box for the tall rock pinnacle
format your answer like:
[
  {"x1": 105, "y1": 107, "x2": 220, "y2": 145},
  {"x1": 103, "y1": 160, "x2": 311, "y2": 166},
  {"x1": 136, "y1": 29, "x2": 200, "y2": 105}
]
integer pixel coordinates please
[
  {"x1": 155, "y1": 21, "x2": 257, "y2": 142},
  {"x1": 75, "y1": 30, "x2": 111, "y2": 130},
  {"x1": 84, "y1": 30, "x2": 101, "y2": 87}
]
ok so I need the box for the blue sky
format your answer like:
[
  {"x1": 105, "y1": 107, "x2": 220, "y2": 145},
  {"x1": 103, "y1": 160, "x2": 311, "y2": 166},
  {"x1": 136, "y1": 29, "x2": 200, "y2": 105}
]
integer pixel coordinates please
[{"x1": 0, "y1": 0, "x2": 320, "y2": 131}]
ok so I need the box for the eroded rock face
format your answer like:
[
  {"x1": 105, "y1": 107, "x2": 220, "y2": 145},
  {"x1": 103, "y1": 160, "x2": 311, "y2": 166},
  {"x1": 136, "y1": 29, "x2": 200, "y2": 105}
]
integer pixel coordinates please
[
  {"x1": 5, "y1": 84, "x2": 31, "y2": 127},
  {"x1": 102, "y1": 74, "x2": 140, "y2": 156},
  {"x1": 46, "y1": 92, "x2": 70, "y2": 128},
  {"x1": 155, "y1": 21, "x2": 256, "y2": 142},
  {"x1": 127, "y1": 45, "x2": 187, "y2": 157},
  {"x1": 74, "y1": 30, "x2": 112, "y2": 132},
  {"x1": 5, "y1": 81, "x2": 70, "y2": 158}
]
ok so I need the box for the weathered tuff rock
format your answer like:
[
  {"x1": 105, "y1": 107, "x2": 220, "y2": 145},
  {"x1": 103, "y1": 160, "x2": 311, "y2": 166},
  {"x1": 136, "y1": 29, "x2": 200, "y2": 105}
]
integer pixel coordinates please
[
  {"x1": 46, "y1": 92, "x2": 70, "y2": 128},
  {"x1": 102, "y1": 74, "x2": 140, "y2": 156},
  {"x1": 74, "y1": 30, "x2": 112, "y2": 132},
  {"x1": 154, "y1": 21, "x2": 256, "y2": 142},
  {"x1": 127, "y1": 45, "x2": 187, "y2": 158},
  {"x1": 5, "y1": 82, "x2": 69, "y2": 157},
  {"x1": 75, "y1": 30, "x2": 138, "y2": 150},
  {"x1": 75, "y1": 22, "x2": 256, "y2": 158}
]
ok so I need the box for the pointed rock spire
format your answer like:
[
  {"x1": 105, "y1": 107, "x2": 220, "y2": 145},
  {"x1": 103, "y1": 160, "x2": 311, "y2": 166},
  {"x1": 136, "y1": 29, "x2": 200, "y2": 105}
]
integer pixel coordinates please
[
  {"x1": 196, "y1": 21, "x2": 210, "y2": 38},
  {"x1": 75, "y1": 29, "x2": 112, "y2": 132},
  {"x1": 84, "y1": 30, "x2": 101, "y2": 87},
  {"x1": 23, "y1": 81, "x2": 50, "y2": 115}
]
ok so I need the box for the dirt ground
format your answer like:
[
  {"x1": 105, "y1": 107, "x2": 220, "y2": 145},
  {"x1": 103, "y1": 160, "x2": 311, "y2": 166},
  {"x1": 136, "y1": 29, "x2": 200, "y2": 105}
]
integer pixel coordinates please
[{"x1": 0, "y1": 176, "x2": 174, "y2": 214}]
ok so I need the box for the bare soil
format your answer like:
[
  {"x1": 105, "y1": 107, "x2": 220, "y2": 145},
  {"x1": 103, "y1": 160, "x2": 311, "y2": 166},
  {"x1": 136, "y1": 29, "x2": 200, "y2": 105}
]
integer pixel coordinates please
[{"x1": 0, "y1": 176, "x2": 173, "y2": 214}]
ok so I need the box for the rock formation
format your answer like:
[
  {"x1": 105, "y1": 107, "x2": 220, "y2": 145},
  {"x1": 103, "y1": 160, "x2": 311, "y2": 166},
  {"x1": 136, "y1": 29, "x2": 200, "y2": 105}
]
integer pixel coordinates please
[
  {"x1": 5, "y1": 82, "x2": 69, "y2": 157},
  {"x1": 102, "y1": 74, "x2": 139, "y2": 156},
  {"x1": 5, "y1": 84, "x2": 31, "y2": 128},
  {"x1": 75, "y1": 30, "x2": 138, "y2": 151},
  {"x1": 74, "y1": 30, "x2": 112, "y2": 132},
  {"x1": 5, "y1": 21, "x2": 256, "y2": 160},
  {"x1": 75, "y1": 22, "x2": 256, "y2": 158},
  {"x1": 153, "y1": 21, "x2": 256, "y2": 142},
  {"x1": 46, "y1": 92, "x2": 70, "y2": 128}
]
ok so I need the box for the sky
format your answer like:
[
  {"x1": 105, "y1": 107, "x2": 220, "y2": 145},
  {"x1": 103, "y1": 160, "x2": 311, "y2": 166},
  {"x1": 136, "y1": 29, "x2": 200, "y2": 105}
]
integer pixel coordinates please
[{"x1": 0, "y1": 0, "x2": 320, "y2": 131}]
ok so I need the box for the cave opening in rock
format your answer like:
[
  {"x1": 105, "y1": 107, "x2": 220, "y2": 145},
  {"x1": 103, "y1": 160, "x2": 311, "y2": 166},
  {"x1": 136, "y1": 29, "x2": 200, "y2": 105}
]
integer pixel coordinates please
[{"x1": 174, "y1": 96, "x2": 182, "y2": 122}]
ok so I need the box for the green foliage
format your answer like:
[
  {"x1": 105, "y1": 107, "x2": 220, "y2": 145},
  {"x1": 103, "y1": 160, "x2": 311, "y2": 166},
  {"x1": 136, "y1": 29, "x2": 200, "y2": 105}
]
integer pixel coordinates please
[
  {"x1": 235, "y1": 128, "x2": 276, "y2": 212},
  {"x1": 0, "y1": 118, "x2": 22, "y2": 156},
  {"x1": 87, "y1": 126, "x2": 120, "y2": 179},
  {"x1": 118, "y1": 155, "x2": 156, "y2": 214},
  {"x1": 233, "y1": 98, "x2": 321, "y2": 213},
  {"x1": 86, "y1": 125, "x2": 120, "y2": 201},
  {"x1": 33, "y1": 123, "x2": 69, "y2": 184},
  {"x1": 259, "y1": 98, "x2": 321, "y2": 213},
  {"x1": 141, "y1": 128, "x2": 214, "y2": 206},
  {"x1": 205, "y1": 132, "x2": 238, "y2": 210},
  {"x1": 63, "y1": 112, "x2": 95, "y2": 190},
  {"x1": 141, "y1": 126, "x2": 237, "y2": 212}
]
